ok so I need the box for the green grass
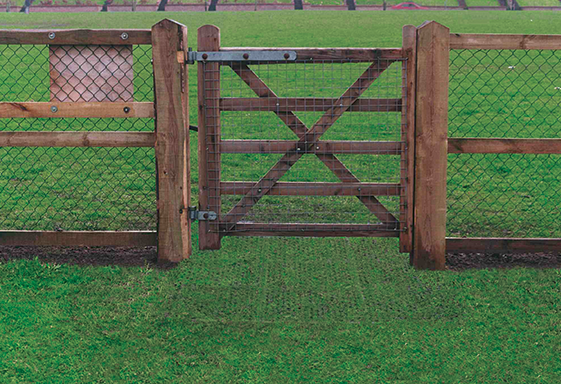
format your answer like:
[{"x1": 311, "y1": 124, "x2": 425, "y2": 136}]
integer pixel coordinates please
[
  {"x1": 517, "y1": 0, "x2": 560, "y2": 6},
  {"x1": 465, "y1": 0, "x2": 501, "y2": 6},
  {"x1": 0, "y1": 10, "x2": 561, "y2": 383}
]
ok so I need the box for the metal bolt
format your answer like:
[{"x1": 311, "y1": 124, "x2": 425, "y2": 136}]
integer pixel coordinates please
[
  {"x1": 202, "y1": 53, "x2": 208, "y2": 60},
  {"x1": 258, "y1": 188, "x2": 262, "y2": 193},
  {"x1": 296, "y1": 148, "x2": 301, "y2": 151},
  {"x1": 243, "y1": 53, "x2": 249, "y2": 60},
  {"x1": 316, "y1": 146, "x2": 320, "y2": 150},
  {"x1": 284, "y1": 52, "x2": 290, "y2": 60},
  {"x1": 50, "y1": 106, "x2": 58, "y2": 113},
  {"x1": 357, "y1": 187, "x2": 362, "y2": 192},
  {"x1": 48, "y1": 32, "x2": 55, "y2": 40},
  {"x1": 121, "y1": 32, "x2": 129, "y2": 40},
  {"x1": 123, "y1": 106, "x2": 131, "y2": 114}
]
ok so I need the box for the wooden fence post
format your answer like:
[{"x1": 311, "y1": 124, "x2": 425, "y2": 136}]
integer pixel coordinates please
[
  {"x1": 152, "y1": 19, "x2": 191, "y2": 263},
  {"x1": 197, "y1": 25, "x2": 222, "y2": 250},
  {"x1": 411, "y1": 21, "x2": 449, "y2": 270},
  {"x1": 400, "y1": 24, "x2": 417, "y2": 254}
]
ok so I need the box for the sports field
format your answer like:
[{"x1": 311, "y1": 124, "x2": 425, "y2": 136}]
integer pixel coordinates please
[{"x1": 0, "y1": 11, "x2": 560, "y2": 383}]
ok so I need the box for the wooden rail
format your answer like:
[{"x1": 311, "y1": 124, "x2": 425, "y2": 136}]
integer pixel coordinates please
[
  {"x1": 220, "y1": 182, "x2": 401, "y2": 196},
  {"x1": 220, "y1": 47, "x2": 404, "y2": 62},
  {"x1": 0, "y1": 231, "x2": 157, "y2": 246},
  {"x1": 450, "y1": 33, "x2": 561, "y2": 50},
  {"x1": 448, "y1": 138, "x2": 561, "y2": 154},
  {"x1": 0, "y1": 131, "x2": 154, "y2": 147},
  {"x1": 0, "y1": 102, "x2": 154, "y2": 119},
  {"x1": 219, "y1": 98, "x2": 402, "y2": 112},
  {"x1": 0, "y1": 29, "x2": 152, "y2": 45},
  {"x1": 221, "y1": 223, "x2": 400, "y2": 237},
  {"x1": 220, "y1": 140, "x2": 402, "y2": 155}
]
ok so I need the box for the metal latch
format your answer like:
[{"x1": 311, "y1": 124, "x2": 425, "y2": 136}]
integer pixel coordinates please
[
  {"x1": 186, "y1": 50, "x2": 297, "y2": 64},
  {"x1": 187, "y1": 206, "x2": 217, "y2": 221}
]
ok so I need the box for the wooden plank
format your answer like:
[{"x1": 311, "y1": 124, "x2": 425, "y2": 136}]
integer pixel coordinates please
[
  {"x1": 220, "y1": 47, "x2": 403, "y2": 61},
  {"x1": 450, "y1": 33, "x2": 561, "y2": 50},
  {"x1": 198, "y1": 25, "x2": 222, "y2": 250},
  {"x1": 0, "y1": 29, "x2": 152, "y2": 45},
  {"x1": 223, "y1": 61, "x2": 398, "y2": 228},
  {"x1": 448, "y1": 138, "x2": 561, "y2": 154},
  {"x1": 221, "y1": 223, "x2": 400, "y2": 238},
  {"x1": 220, "y1": 140, "x2": 402, "y2": 155},
  {"x1": 400, "y1": 25, "x2": 417, "y2": 253},
  {"x1": 219, "y1": 98, "x2": 402, "y2": 112},
  {"x1": 446, "y1": 237, "x2": 561, "y2": 253},
  {"x1": 0, "y1": 131, "x2": 154, "y2": 147},
  {"x1": 0, "y1": 102, "x2": 154, "y2": 119},
  {"x1": 152, "y1": 19, "x2": 190, "y2": 263},
  {"x1": 0, "y1": 231, "x2": 156, "y2": 246},
  {"x1": 411, "y1": 21, "x2": 450, "y2": 271},
  {"x1": 220, "y1": 182, "x2": 401, "y2": 196},
  {"x1": 180, "y1": 24, "x2": 192, "y2": 260}
]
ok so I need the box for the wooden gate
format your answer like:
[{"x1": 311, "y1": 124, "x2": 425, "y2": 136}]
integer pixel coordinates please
[{"x1": 196, "y1": 25, "x2": 416, "y2": 250}]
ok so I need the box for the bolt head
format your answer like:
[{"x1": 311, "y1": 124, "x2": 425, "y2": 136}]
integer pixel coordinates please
[
  {"x1": 123, "y1": 107, "x2": 131, "y2": 114},
  {"x1": 50, "y1": 106, "x2": 58, "y2": 113},
  {"x1": 284, "y1": 53, "x2": 290, "y2": 59},
  {"x1": 243, "y1": 53, "x2": 249, "y2": 60},
  {"x1": 202, "y1": 53, "x2": 208, "y2": 60},
  {"x1": 120, "y1": 32, "x2": 129, "y2": 40},
  {"x1": 48, "y1": 32, "x2": 55, "y2": 40}
]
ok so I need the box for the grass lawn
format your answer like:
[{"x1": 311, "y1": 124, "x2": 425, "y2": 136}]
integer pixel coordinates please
[{"x1": 0, "y1": 10, "x2": 560, "y2": 383}]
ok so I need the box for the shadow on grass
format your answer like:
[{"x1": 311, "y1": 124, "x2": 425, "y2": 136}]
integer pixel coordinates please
[
  {"x1": 447, "y1": 252, "x2": 561, "y2": 271},
  {"x1": 0, "y1": 246, "x2": 177, "y2": 270}
]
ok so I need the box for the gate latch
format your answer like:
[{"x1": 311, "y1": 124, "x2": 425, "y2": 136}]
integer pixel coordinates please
[{"x1": 187, "y1": 206, "x2": 217, "y2": 221}]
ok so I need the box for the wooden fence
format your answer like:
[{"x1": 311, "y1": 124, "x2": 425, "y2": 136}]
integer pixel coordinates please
[{"x1": 0, "y1": 20, "x2": 559, "y2": 269}]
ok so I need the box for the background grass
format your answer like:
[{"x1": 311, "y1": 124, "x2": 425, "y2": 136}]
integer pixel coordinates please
[{"x1": 0, "y1": 10, "x2": 560, "y2": 383}]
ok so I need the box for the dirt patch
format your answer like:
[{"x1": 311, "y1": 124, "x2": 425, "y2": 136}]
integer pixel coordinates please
[
  {"x1": 0, "y1": 246, "x2": 178, "y2": 269},
  {"x1": 447, "y1": 252, "x2": 561, "y2": 271}
]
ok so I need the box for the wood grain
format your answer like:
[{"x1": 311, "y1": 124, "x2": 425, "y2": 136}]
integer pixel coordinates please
[
  {"x1": 448, "y1": 138, "x2": 561, "y2": 154},
  {"x1": 0, "y1": 29, "x2": 151, "y2": 45},
  {"x1": 219, "y1": 97, "x2": 402, "y2": 112},
  {"x1": 411, "y1": 21, "x2": 450, "y2": 271},
  {"x1": 0, "y1": 131, "x2": 154, "y2": 147},
  {"x1": 220, "y1": 140, "x2": 402, "y2": 155},
  {"x1": 152, "y1": 19, "x2": 190, "y2": 263},
  {"x1": 0, "y1": 231, "x2": 156, "y2": 246},
  {"x1": 450, "y1": 33, "x2": 561, "y2": 50},
  {"x1": 220, "y1": 182, "x2": 401, "y2": 196},
  {"x1": 0, "y1": 102, "x2": 154, "y2": 119}
]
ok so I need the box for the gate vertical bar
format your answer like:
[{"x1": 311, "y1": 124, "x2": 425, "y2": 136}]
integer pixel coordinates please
[
  {"x1": 411, "y1": 21, "x2": 449, "y2": 270},
  {"x1": 400, "y1": 24, "x2": 417, "y2": 253},
  {"x1": 197, "y1": 25, "x2": 222, "y2": 250},
  {"x1": 152, "y1": 19, "x2": 191, "y2": 262},
  {"x1": 180, "y1": 23, "x2": 192, "y2": 258}
]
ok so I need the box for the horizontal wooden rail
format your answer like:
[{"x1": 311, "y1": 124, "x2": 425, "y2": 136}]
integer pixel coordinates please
[
  {"x1": 0, "y1": 29, "x2": 152, "y2": 45},
  {"x1": 0, "y1": 131, "x2": 155, "y2": 147},
  {"x1": 448, "y1": 138, "x2": 561, "y2": 154},
  {"x1": 220, "y1": 98, "x2": 402, "y2": 112},
  {"x1": 220, "y1": 140, "x2": 402, "y2": 155},
  {"x1": 0, "y1": 231, "x2": 157, "y2": 246},
  {"x1": 221, "y1": 223, "x2": 400, "y2": 237},
  {"x1": 0, "y1": 102, "x2": 155, "y2": 119},
  {"x1": 450, "y1": 33, "x2": 561, "y2": 50},
  {"x1": 220, "y1": 182, "x2": 401, "y2": 196},
  {"x1": 221, "y1": 47, "x2": 404, "y2": 61},
  {"x1": 447, "y1": 237, "x2": 561, "y2": 253}
]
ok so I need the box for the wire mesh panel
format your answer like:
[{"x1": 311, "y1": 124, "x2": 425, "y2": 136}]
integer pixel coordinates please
[
  {"x1": 0, "y1": 43, "x2": 156, "y2": 231},
  {"x1": 199, "y1": 50, "x2": 408, "y2": 237},
  {"x1": 448, "y1": 49, "x2": 561, "y2": 238}
]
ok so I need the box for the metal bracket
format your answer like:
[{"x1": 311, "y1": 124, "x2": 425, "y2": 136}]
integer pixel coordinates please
[
  {"x1": 187, "y1": 206, "x2": 217, "y2": 221},
  {"x1": 186, "y1": 50, "x2": 297, "y2": 64}
]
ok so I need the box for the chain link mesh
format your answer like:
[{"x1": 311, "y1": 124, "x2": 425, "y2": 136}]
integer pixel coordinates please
[
  {"x1": 448, "y1": 49, "x2": 561, "y2": 238},
  {"x1": 201, "y1": 56, "x2": 407, "y2": 233},
  {"x1": 0, "y1": 44, "x2": 156, "y2": 231}
]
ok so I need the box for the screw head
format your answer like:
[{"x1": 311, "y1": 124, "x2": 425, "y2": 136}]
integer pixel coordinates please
[
  {"x1": 120, "y1": 32, "x2": 129, "y2": 40},
  {"x1": 243, "y1": 53, "x2": 249, "y2": 60},
  {"x1": 284, "y1": 52, "x2": 290, "y2": 59},
  {"x1": 123, "y1": 106, "x2": 131, "y2": 114},
  {"x1": 50, "y1": 106, "x2": 58, "y2": 113},
  {"x1": 202, "y1": 53, "x2": 208, "y2": 60},
  {"x1": 48, "y1": 32, "x2": 55, "y2": 40}
]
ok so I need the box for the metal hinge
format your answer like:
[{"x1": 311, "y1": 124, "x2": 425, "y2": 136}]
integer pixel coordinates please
[
  {"x1": 186, "y1": 49, "x2": 297, "y2": 64},
  {"x1": 187, "y1": 206, "x2": 217, "y2": 221}
]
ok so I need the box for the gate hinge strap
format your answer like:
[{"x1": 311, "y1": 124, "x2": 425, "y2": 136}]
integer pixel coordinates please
[
  {"x1": 184, "y1": 50, "x2": 297, "y2": 64},
  {"x1": 187, "y1": 206, "x2": 217, "y2": 221}
]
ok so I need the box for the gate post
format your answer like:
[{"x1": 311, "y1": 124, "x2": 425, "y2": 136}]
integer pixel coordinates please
[
  {"x1": 411, "y1": 21, "x2": 449, "y2": 270},
  {"x1": 152, "y1": 19, "x2": 192, "y2": 263},
  {"x1": 197, "y1": 25, "x2": 222, "y2": 250}
]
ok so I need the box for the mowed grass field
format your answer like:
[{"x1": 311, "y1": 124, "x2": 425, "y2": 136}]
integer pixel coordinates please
[{"x1": 0, "y1": 11, "x2": 560, "y2": 383}]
